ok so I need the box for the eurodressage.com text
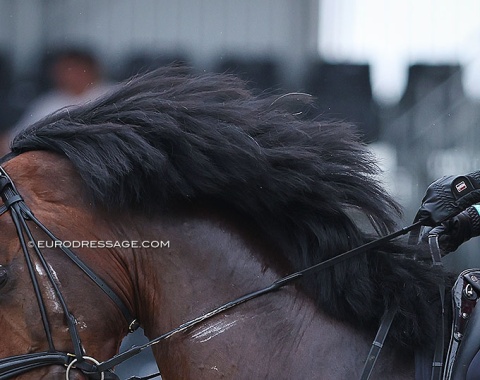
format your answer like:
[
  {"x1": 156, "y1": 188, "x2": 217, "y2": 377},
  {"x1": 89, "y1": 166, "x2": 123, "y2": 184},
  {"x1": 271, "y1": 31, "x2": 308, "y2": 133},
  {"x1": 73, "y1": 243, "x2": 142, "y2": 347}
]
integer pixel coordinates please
[{"x1": 28, "y1": 240, "x2": 170, "y2": 249}]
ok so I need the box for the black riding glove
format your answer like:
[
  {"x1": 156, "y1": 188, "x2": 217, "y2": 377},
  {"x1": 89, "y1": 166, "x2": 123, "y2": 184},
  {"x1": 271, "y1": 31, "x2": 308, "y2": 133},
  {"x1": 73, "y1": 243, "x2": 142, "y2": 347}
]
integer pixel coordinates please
[
  {"x1": 414, "y1": 171, "x2": 480, "y2": 226},
  {"x1": 423, "y1": 206, "x2": 480, "y2": 254}
]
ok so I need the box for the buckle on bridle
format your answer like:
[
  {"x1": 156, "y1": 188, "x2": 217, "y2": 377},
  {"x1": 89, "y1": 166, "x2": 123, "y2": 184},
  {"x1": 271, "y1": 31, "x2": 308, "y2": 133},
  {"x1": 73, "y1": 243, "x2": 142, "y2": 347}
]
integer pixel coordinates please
[{"x1": 128, "y1": 319, "x2": 140, "y2": 333}]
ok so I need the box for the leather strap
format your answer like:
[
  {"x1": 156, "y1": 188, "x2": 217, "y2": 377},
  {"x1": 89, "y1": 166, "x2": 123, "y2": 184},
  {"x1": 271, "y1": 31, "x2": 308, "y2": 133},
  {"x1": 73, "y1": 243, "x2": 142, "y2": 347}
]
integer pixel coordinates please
[
  {"x1": 27, "y1": 210, "x2": 138, "y2": 331},
  {"x1": 0, "y1": 352, "x2": 69, "y2": 380},
  {"x1": 428, "y1": 234, "x2": 445, "y2": 380},
  {"x1": 360, "y1": 306, "x2": 397, "y2": 380},
  {"x1": 97, "y1": 222, "x2": 423, "y2": 374},
  {"x1": 0, "y1": 166, "x2": 137, "y2": 379},
  {"x1": 0, "y1": 166, "x2": 138, "y2": 332}
]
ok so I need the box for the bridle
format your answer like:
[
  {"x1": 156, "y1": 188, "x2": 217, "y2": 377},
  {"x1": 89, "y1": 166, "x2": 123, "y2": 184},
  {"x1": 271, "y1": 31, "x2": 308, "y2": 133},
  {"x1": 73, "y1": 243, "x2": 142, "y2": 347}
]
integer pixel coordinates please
[
  {"x1": 0, "y1": 163, "x2": 442, "y2": 380},
  {"x1": 0, "y1": 166, "x2": 138, "y2": 379}
]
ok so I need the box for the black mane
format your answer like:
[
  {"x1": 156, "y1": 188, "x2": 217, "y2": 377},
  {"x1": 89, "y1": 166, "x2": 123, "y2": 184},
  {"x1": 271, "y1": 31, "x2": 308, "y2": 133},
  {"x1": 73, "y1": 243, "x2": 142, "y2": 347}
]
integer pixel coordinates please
[{"x1": 10, "y1": 67, "x2": 449, "y2": 349}]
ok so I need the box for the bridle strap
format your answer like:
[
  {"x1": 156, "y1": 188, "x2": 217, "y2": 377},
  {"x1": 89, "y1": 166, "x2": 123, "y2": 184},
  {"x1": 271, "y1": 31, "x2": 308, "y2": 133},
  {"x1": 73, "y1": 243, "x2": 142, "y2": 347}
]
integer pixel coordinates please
[
  {"x1": 0, "y1": 352, "x2": 70, "y2": 380},
  {"x1": 360, "y1": 306, "x2": 398, "y2": 380},
  {"x1": 0, "y1": 166, "x2": 138, "y2": 331},
  {"x1": 14, "y1": 204, "x2": 85, "y2": 358},
  {"x1": 0, "y1": 166, "x2": 134, "y2": 379},
  {"x1": 1, "y1": 182, "x2": 57, "y2": 353},
  {"x1": 26, "y1": 210, "x2": 138, "y2": 331},
  {"x1": 428, "y1": 234, "x2": 446, "y2": 380}
]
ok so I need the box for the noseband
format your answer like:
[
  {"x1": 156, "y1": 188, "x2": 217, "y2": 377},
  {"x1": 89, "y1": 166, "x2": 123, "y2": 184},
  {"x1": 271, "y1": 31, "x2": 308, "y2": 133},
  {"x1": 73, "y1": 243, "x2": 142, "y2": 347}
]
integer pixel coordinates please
[{"x1": 0, "y1": 166, "x2": 138, "y2": 380}]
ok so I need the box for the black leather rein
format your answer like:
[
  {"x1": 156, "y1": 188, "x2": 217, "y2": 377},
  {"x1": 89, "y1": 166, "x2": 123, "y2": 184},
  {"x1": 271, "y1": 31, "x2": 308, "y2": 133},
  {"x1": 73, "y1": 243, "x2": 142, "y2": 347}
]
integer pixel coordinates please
[{"x1": 0, "y1": 164, "x2": 426, "y2": 380}]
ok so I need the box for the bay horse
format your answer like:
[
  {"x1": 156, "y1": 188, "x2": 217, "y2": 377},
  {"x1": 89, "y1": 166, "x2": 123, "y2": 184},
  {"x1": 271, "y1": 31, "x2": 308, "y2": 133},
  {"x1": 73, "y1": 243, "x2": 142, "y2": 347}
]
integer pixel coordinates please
[{"x1": 0, "y1": 67, "x2": 450, "y2": 379}]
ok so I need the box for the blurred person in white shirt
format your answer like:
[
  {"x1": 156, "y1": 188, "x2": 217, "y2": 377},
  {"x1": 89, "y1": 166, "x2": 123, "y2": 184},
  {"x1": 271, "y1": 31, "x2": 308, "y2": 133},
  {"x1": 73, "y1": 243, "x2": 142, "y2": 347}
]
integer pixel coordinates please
[{"x1": 11, "y1": 48, "x2": 112, "y2": 138}]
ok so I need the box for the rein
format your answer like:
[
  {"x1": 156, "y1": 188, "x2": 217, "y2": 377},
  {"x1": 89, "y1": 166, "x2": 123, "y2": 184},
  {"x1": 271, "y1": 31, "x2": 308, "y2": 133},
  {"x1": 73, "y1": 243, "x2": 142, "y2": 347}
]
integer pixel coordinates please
[
  {"x1": 96, "y1": 221, "x2": 423, "y2": 379},
  {"x1": 0, "y1": 164, "x2": 428, "y2": 379},
  {"x1": 96, "y1": 220, "x2": 423, "y2": 377}
]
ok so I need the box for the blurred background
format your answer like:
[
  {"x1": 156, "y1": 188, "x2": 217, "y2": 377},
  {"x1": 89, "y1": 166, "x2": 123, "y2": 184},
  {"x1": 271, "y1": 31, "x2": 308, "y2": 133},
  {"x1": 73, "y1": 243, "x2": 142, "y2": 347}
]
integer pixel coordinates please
[{"x1": 1, "y1": 0, "x2": 480, "y2": 377}]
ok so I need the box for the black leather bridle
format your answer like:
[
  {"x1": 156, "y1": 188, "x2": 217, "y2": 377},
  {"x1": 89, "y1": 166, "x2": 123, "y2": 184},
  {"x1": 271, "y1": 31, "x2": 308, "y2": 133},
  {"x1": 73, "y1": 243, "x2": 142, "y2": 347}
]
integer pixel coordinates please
[
  {"x1": 0, "y1": 163, "x2": 436, "y2": 380},
  {"x1": 0, "y1": 166, "x2": 138, "y2": 379}
]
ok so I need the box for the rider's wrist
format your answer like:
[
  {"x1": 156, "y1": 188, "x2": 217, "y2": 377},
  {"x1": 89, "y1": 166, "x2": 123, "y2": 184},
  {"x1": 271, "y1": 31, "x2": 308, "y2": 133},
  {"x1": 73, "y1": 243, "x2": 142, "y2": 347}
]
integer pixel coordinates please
[
  {"x1": 473, "y1": 204, "x2": 480, "y2": 215},
  {"x1": 467, "y1": 171, "x2": 480, "y2": 186},
  {"x1": 466, "y1": 205, "x2": 480, "y2": 237}
]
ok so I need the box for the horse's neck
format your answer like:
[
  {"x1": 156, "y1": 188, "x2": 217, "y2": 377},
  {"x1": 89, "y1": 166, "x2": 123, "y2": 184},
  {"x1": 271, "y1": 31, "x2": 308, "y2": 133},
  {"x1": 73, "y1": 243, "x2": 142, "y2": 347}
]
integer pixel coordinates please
[{"x1": 130, "y1": 210, "x2": 415, "y2": 379}]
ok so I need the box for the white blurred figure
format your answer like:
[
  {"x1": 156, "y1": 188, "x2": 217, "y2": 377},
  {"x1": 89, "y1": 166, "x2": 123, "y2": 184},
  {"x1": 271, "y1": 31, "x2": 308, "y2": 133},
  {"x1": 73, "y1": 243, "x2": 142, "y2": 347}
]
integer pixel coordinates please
[{"x1": 11, "y1": 48, "x2": 112, "y2": 138}]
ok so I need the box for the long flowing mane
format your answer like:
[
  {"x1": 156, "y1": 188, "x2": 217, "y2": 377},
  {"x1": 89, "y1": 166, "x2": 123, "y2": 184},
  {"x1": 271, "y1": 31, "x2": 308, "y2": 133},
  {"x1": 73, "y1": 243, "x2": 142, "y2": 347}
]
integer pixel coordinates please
[{"x1": 9, "y1": 66, "x2": 448, "y2": 350}]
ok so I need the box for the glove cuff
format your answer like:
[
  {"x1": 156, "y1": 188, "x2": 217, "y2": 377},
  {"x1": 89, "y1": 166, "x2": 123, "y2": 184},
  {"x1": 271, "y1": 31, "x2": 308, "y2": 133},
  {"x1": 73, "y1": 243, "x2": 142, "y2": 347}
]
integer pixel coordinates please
[
  {"x1": 466, "y1": 205, "x2": 480, "y2": 237},
  {"x1": 467, "y1": 171, "x2": 480, "y2": 186}
]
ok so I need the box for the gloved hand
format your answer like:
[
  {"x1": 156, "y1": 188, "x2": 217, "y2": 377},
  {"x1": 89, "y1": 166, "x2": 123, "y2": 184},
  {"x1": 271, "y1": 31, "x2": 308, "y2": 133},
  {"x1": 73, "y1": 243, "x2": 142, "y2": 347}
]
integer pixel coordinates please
[
  {"x1": 422, "y1": 206, "x2": 480, "y2": 254},
  {"x1": 414, "y1": 171, "x2": 480, "y2": 226}
]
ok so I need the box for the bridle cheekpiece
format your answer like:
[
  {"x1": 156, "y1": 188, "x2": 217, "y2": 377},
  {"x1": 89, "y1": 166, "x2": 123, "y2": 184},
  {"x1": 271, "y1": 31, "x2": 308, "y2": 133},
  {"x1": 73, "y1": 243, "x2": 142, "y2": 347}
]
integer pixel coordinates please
[{"x1": 0, "y1": 166, "x2": 137, "y2": 379}]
